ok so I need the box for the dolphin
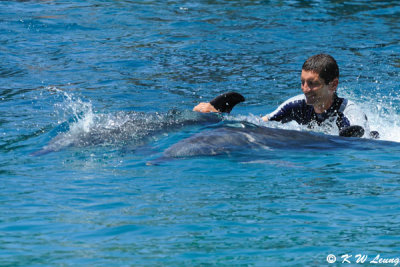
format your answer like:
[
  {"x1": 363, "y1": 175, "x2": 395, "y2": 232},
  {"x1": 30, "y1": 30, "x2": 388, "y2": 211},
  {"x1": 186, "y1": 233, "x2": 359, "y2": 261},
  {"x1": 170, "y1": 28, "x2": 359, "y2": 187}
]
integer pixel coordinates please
[
  {"x1": 146, "y1": 121, "x2": 378, "y2": 165},
  {"x1": 31, "y1": 92, "x2": 245, "y2": 156},
  {"x1": 32, "y1": 91, "x2": 375, "y2": 158},
  {"x1": 31, "y1": 110, "x2": 225, "y2": 156}
]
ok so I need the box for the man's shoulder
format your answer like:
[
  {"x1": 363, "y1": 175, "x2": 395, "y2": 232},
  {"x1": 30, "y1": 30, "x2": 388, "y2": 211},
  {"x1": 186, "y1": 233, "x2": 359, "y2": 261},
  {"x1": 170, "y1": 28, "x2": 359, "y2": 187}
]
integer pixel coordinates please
[
  {"x1": 286, "y1": 94, "x2": 306, "y2": 103},
  {"x1": 279, "y1": 94, "x2": 307, "y2": 107},
  {"x1": 267, "y1": 94, "x2": 307, "y2": 121}
]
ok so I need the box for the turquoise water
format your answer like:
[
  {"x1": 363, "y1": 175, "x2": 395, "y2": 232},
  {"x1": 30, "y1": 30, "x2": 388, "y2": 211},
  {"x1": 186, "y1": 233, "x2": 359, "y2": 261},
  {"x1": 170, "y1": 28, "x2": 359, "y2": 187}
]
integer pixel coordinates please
[{"x1": 2, "y1": 0, "x2": 400, "y2": 266}]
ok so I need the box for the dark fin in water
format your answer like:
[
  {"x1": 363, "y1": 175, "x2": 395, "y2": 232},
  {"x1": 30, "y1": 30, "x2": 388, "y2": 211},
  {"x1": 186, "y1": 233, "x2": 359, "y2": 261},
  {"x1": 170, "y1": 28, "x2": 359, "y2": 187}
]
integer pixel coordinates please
[
  {"x1": 370, "y1": 131, "x2": 380, "y2": 139},
  {"x1": 339, "y1": 125, "x2": 364, "y2": 138},
  {"x1": 210, "y1": 92, "x2": 245, "y2": 113}
]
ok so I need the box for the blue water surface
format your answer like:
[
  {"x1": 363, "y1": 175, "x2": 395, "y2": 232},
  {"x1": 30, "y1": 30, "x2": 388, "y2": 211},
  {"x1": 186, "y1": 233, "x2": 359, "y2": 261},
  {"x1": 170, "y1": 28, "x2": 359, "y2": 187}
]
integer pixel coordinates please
[{"x1": 2, "y1": 0, "x2": 400, "y2": 266}]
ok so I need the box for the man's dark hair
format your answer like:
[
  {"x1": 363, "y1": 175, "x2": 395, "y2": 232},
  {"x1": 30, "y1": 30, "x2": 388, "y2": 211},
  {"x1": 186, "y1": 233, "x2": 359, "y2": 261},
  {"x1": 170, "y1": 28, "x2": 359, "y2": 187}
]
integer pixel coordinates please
[{"x1": 302, "y1": 54, "x2": 339, "y2": 85}]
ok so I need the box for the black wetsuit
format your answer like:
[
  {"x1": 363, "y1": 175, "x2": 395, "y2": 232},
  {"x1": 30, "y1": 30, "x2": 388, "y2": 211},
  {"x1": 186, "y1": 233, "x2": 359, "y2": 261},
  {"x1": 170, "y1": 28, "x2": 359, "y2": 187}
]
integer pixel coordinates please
[{"x1": 267, "y1": 94, "x2": 369, "y2": 134}]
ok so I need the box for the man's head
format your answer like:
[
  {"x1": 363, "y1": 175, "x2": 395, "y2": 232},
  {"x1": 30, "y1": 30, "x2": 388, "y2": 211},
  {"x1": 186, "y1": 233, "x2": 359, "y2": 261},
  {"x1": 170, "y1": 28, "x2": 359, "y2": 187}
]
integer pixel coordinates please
[
  {"x1": 301, "y1": 54, "x2": 339, "y2": 111},
  {"x1": 302, "y1": 54, "x2": 339, "y2": 85}
]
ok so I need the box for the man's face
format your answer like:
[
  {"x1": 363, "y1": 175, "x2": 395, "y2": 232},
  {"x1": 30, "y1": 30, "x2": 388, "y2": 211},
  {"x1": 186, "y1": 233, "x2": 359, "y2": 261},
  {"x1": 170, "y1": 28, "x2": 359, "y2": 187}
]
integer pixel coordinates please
[{"x1": 301, "y1": 70, "x2": 336, "y2": 106}]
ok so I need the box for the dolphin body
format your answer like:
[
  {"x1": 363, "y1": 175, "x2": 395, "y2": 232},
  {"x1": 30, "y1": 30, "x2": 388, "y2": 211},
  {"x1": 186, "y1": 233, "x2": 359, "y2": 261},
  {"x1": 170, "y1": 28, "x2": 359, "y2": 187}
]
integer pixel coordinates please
[
  {"x1": 146, "y1": 121, "x2": 376, "y2": 165},
  {"x1": 32, "y1": 92, "x2": 377, "y2": 158},
  {"x1": 33, "y1": 111, "x2": 374, "y2": 158},
  {"x1": 31, "y1": 110, "x2": 223, "y2": 156},
  {"x1": 164, "y1": 124, "x2": 334, "y2": 158}
]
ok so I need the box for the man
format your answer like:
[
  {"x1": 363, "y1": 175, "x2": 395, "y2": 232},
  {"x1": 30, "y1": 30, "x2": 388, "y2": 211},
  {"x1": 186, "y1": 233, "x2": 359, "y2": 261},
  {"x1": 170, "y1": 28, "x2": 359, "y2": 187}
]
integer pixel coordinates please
[{"x1": 194, "y1": 54, "x2": 372, "y2": 137}]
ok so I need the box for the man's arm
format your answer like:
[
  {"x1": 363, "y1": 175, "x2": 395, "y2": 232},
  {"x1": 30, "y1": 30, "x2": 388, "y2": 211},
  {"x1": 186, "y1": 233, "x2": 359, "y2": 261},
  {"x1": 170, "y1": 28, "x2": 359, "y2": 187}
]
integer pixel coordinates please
[
  {"x1": 262, "y1": 95, "x2": 305, "y2": 123},
  {"x1": 193, "y1": 102, "x2": 219, "y2": 113}
]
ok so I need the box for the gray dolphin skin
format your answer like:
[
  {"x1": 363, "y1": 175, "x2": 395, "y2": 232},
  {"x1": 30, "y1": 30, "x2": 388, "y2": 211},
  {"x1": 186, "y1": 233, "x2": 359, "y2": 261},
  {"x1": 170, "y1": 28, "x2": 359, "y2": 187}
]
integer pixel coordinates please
[
  {"x1": 147, "y1": 121, "x2": 376, "y2": 165},
  {"x1": 165, "y1": 124, "x2": 332, "y2": 158}
]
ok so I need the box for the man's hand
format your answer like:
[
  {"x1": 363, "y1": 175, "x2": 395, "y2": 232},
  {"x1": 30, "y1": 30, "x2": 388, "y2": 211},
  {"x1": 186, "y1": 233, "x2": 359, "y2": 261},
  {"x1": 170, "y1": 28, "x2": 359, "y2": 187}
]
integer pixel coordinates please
[
  {"x1": 262, "y1": 115, "x2": 269, "y2": 122},
  {"x1": 193, "y1": 102, "x2": 219, "y2": 113}
]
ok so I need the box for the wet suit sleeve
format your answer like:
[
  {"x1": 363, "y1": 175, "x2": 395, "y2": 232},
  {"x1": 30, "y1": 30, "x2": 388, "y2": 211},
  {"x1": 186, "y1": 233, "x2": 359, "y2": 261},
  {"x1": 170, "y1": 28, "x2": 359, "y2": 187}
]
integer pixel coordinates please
[{"x1": 267, "y1": 95, "x2": 305, "y2": 123}]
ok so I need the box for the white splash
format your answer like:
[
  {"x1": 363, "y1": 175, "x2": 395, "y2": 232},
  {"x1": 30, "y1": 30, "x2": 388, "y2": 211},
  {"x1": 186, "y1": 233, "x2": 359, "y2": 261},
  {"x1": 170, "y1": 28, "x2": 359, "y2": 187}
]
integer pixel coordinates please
[
  {"x1": 341, "y1": 87, "x2": 400, "y2": 142},
  {"x1": 48, "y1": 86, "x2": 95, "y2": 133}
]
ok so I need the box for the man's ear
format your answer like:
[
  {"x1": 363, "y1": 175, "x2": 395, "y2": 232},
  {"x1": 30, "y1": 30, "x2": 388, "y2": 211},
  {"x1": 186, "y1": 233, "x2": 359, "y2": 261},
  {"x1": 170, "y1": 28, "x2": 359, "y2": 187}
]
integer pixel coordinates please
[{"x1": 330, "y1": 78, "x2": 339, "y2": 92}]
